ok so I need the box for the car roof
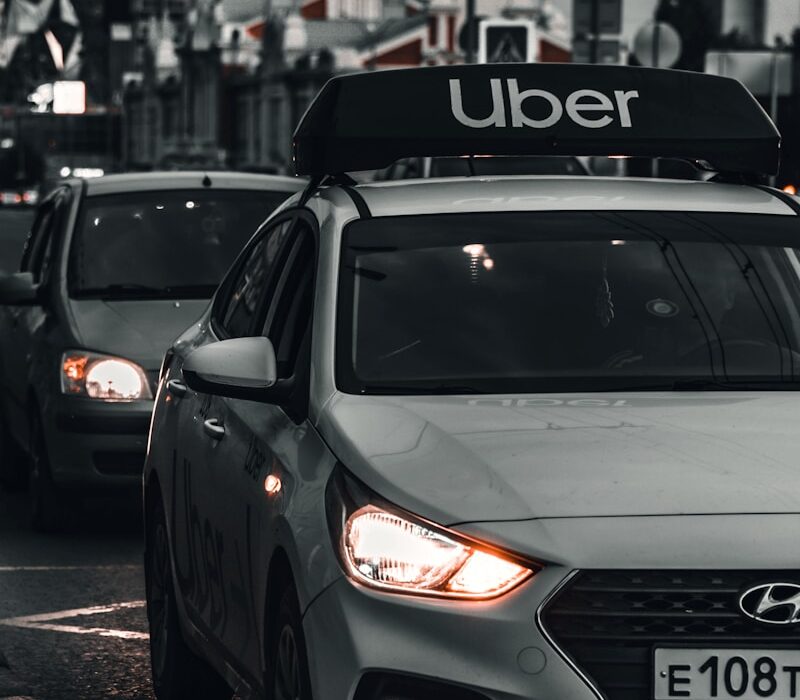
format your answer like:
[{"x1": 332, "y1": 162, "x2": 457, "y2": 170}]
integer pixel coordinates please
[
  {"x1": 81, "y1": 171, "x2": 305, "y2": 197},
  {"x1": 350, "y1": 176, "x2": 796, "y2": 217}
]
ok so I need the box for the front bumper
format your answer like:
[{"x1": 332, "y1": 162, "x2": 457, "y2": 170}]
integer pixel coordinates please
[
  {"x1": 302, "y1": 566, "x2": 595, "y2": 700},
  {"x1": 301, "y1": 513, "x2": 800, "y2": 700},
  {"x1": 44, "y1": 395, "x2": 153, "y2": 488}
]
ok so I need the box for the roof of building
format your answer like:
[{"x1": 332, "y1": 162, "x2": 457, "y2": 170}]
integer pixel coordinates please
[
  {"x1": 84, "y1": 171, "x2": 303, "y2": 197},
  {"x1": 305, "y1": 19, "x2": 371, "y2": 50},
  {"x1": 223, "y1": 0, "x2": 270, "y2": 22},
  {"x1": 348, "y1": 177, "x2": 797, "y2": 217},
  {"x1": 350, "y1": 13, "x2": 428, "y2": 50}
]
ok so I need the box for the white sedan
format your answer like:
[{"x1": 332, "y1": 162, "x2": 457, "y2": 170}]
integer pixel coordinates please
[{"x1": 144, "y1": 63, "x2": 800, "y2": 700}]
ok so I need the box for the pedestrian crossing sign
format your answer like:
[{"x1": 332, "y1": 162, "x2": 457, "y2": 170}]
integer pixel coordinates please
[{"x1": 478, "y1": 19, "x2": 536, "y2": 64}]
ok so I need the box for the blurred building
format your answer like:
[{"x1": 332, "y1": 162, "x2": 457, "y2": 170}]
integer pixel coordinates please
[
  {"x1": 0, "y1": 0, "x2": 123, "y2": 182},
  {"x1": 724, "y1": 0, "x2": 800, "y2": 46},
  {"x1": 120, "y1": 0, "x2": 571, "y2": 173},
  {"x1": 5, "y1": 0, "x2": 793, "y2": 179}
]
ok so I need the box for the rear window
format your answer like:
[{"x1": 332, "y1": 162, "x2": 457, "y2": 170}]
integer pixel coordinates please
[{"x1": 69, "y1": 189, "x2": 289, "y2": 299}]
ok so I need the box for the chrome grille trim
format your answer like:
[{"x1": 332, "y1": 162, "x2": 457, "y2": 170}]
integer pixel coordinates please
[{"x1": 535, "y1": 569, "x2": 605, "y2": 700}]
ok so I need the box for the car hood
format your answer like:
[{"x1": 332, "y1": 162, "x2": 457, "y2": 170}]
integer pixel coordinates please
[
  {"x1": 319, "y1": 392, "x2": 800, "y2": 525},
  {"x1": 68, "y1": 299, "x2": 209, "y2": 369}
]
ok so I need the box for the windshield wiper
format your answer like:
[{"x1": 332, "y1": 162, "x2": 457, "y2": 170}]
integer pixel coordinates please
[
  {"x1": 97, "y1": 283, "x2": 165, "y2": 293},
  {"x1": 76, "y1": 284, "x2": 213, "y2": 298}
]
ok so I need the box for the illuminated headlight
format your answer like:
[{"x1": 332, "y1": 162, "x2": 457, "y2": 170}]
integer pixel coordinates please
[
  {"x1": 327, "y1": 468, "x2": 537, "y2": 599},
  {"x1": 61, "y1": 351, "x2": 152, "y2": 401}
]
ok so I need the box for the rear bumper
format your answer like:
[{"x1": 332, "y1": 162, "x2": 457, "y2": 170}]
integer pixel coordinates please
[{"x1": 44, "y1": 396, "x2": 153, "y2": 489}]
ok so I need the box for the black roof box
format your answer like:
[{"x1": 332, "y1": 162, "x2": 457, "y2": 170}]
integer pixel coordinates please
[{"x1": 293, "y1": 63, "x2": 780, "y2": 178}]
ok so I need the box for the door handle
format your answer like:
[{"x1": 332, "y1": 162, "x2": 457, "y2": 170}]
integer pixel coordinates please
[
  {"x1": 166, "y1": 379, "x2": 187, "y2": 397},
  {"x1": 203, "y1": 418, "x2": 225, "y2": 440}
]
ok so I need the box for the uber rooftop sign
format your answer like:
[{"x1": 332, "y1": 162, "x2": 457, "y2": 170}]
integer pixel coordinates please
[
  {"x1": 449, "y1": 79, "x2": 638, "y2": 129},
  {"x1": 293, "y1": 64, "x2": 780, "y2": 177}
]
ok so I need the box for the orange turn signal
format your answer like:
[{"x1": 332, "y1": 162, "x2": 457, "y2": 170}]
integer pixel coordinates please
[{"x1": 63, "y1": 355, "x2": 88, "y2": 382}]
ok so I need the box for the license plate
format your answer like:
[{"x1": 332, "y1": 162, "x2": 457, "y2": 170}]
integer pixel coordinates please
[{"x1": 654, "y1": 648, "x2": 800, "y2": 699}]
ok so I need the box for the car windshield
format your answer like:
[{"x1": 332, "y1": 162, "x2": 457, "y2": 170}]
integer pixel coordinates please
[
  {"x1": 69, "y1": 189, "x2": 289, "y2": 299},
  {"x1": 338, "y1": 211, "x2": 800, "y2": 394}
]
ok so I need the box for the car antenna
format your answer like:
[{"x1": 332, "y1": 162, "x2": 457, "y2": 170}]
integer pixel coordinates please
[{"x1": 202, "y1": 173, "x2": 213, "y2": 188}]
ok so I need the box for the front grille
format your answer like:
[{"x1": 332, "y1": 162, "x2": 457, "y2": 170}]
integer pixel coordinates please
[{"x1": 542, "y1": 570, "x2": 800, "y2": 700}]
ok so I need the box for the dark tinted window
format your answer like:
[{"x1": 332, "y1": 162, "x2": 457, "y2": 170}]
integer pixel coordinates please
[
  {"x1": 69, "y1": 189, "x2": 289, "y2": 298},
  {"x1": 264, "y1": 226, "x2": 315, "y2": 377},
  {"x1": 37, "y1": 195, "x2": 69, "y2": 284},
  {"x1": 219, "y1": 219, "x2": 295, "y2": 338},
  {"x1": 22, "y1": 190, "x2": 70, "y2": 283},
  {"x1": 338, "y1": 211, "x2": 800, "y2": 394},
  {"x1": 22, "y1": 203, "x2": 55, "y2": 282}
]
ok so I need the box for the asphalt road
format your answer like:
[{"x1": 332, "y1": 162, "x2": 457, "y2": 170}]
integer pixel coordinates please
[
  {"x1": 0, "y1": 486, "x2": 155, "y2": 699},
  {"x1": 0, "y1": 208, "x2": 33, "y2": 274}
]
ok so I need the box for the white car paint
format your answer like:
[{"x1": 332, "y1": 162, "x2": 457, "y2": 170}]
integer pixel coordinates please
[{"x1": 145, "y1": 175, "x2": 800, "y2": 700}]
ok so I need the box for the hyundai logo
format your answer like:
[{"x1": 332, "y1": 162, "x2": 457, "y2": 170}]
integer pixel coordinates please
[{"x1": 739, "y1": 583, "x2": 800, "y2": 625}]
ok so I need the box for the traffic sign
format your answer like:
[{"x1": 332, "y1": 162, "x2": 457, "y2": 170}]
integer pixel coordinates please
[
  {"x1": 632, "y1": 21, "x2": 682, "y2": 69},
  {"x1": 478, "y1": 19, "x2": 536, "y2": 64}
]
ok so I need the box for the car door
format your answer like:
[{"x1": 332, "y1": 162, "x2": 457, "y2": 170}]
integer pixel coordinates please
[
  {"x1": 1, "y1": 189, "x2": 68, "y2": 442},
  {"x1": 204, "y1": 217, "x2": 319, "y2": 677},
  {"x1": 168, "y1": 213, "x2": 298, "y2": 651}
]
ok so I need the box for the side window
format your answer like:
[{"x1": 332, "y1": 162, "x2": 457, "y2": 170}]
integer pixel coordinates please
[
  {"x1": 263, "y1": 222, "x2": 315, "y2": 378},
  {"x1": 38, "y1": 193, "x2": 70, "y2": 284},
  {"x1": 21, "y1": 202, "x2": 56, "y2": 281},
  {"x1": 216, "y1": 218, "x2": 295, "y2": 339}
]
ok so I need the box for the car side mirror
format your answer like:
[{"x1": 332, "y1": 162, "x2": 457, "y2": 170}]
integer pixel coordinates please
[
  {"x1": 182, "y1": 336, "x2": 280, "y2": 401},
  {"x1": 0, "y1": 272, "x2": 39, "y2": 306}
]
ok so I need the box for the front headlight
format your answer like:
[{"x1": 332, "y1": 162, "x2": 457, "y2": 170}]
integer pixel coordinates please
[
  {"x1": 327, "y1": 467, "x2": 537, "y2": 599},
  {"x1": 61, "y1": 351, "x2": 153, "y2": 401}
]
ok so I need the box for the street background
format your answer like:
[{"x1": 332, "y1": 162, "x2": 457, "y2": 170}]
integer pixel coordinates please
[
  {"x1": 0, "y1": 1, "x2": 800, "y2": 699},
  {"x1": 0, "y1": 0, "x2": 798, "y2": 190}
]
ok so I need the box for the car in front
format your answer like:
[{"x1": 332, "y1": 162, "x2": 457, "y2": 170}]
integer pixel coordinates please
[{"x1": 0, "y1": 171, "x2": 303, "y2": 530}]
